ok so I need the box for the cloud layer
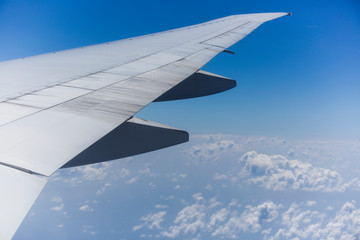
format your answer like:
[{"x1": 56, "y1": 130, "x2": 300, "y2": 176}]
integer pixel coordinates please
[
  {"x1": 238, "y1": 151, "x2": 350, "y2": 192},
  {"x1": 134, "y1": 195, "x2": 360, "y2": 240},
  {"x1": 20, "y1": 135, "x2": 360, "y2": 240}
]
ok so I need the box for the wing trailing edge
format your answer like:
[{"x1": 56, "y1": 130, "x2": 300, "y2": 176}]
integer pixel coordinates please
[
  {"x1": 154, "y1": 70, "x2": 236, "y2": 102},
  {"x1": 61, "y1": 117, "x2": 189, "y2": 168}
]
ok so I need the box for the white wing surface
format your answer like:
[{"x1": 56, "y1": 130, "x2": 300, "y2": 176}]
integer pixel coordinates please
[
  {"x1": 0, "y1": 165, "x2": 46, "y2": 240},
  {"x1": 0, "y1": 12, "x2": 290, "y2": 239}
]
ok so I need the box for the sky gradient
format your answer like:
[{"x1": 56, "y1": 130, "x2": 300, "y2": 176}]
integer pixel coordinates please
[
  {"x1": 1, "y1": 0, "x2": 359, "y2": 139},
  {"x1": 0, "y1": 0, "x2": 359, "y2": 239}
]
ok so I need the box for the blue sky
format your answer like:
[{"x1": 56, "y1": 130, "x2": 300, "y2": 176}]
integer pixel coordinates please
[
  {"x1": 1, "y1": 0, "x2": 360, "y2": 239},
  {"x1": 1, "y1": 0, "x2": 359, "y2": 139}
]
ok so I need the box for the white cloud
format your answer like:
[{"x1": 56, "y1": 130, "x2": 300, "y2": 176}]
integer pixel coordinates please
[
  {"x1": 228, "y1": 199, "x2": 239, "y2": 208},
  {"x1": 157, "y1": 194, "x2": 280, "y2": 239},
  {"x1": 207, "y1": 208, "x2": 229, "y2": 230},
  {"x1": 138, "y1": 167, "x2": 155, "y2": 177},
  {"x1": 118, "y1": 168, "x2": 130, "y2": 178},
  {"x1": 126, "y1": 177, "x2": 137, "y2": 184},
  {"x1": 161, "y1": 194, "x2": 206, "y2": 238},
  {"x1": 205, "y1": 184, "x2": 213, "y2": 191},
  {"x1": 306, "y1": 201, "x2": 317, "y2": 207},
  {"x1": 41, "y1": 134, "x2": 360, "y2": 239},
  {"x1": 188, "y1": 136, "x2": 360, "y2": 193},
  {"x1": 315, "y1": 201, "x2": 360, "y2": 240},
  {"x1": 136, "y1": 191, "x2": 360, "y2": 240},
  {"x1": 52, "y1": 162, "x2": 132, "y2": 187},
  {"x1": 213, "y1": 173, "x2": 228, "y2": 180},
  {"x1": 342, "y1": 177, "x2": 360, "y2": 191},
  {"x1": 96, "y1": 182, "x2": 111, "y2": 195},
  {"x1": 238, "y1": 151, "x2": 347, "y2": 192},
  {"x1": 190, "y1": 135, "x2": 360, "y2": 173},
  {"x1": 271, "y1": 203, "x2": 324, "y2": 239},
  {"x1": 79, "y1": 204, "x2": 94, "y2": 212},
  {"x1": 74, "y1": 162, "x2": 112, "y2": 181},
  {"x1": 51, "y1": 197, "x2": 64, "y2": 211},
  {"x1": 208, "y1": 197, "x2": 221, "y2": 209},
  {"x1": 134, "y1": 192, "x2": 360, "y2": 240},
  {"x1": 82, "y1": 225, "x2": 97, "y2": 235},
  {"x1": 189, "y1": 139, "x2": 241, "y2": 162},
  {"x1": 141, "y1": 211, "x2": 167, "y2": 230},
  {"x1": 133, "y1": 225, "x2": 143, "y2": 231},
  {"x1": 212, "y1": 201, "x2": 281, "y2": 238},
  {"x1": 268, "y1": 201, "x2": 360, "y2": 240},
  {"x1": 172, "y1": 173, "x2": 187, "y2": 182}
]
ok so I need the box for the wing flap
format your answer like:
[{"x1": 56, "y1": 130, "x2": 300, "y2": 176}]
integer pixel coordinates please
[
  {"x1": 155, "y1": 70, "x2": 236, "y2": 102},
  {"x1": 62, "y1": 117, "x2": 189, "y2": 168}
]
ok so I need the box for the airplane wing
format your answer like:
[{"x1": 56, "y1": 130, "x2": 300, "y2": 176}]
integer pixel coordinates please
[{"x1": 0, "y1": 12, "x2": 290, "y2": 239}]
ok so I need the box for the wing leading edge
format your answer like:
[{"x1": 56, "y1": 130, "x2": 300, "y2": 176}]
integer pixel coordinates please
[{"x1": 0, "y1": 12, "x2": 290, "y2": 239}]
